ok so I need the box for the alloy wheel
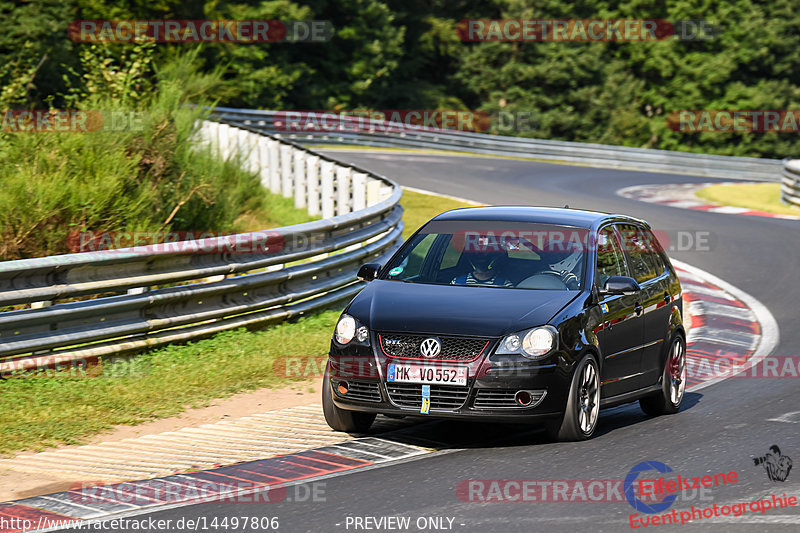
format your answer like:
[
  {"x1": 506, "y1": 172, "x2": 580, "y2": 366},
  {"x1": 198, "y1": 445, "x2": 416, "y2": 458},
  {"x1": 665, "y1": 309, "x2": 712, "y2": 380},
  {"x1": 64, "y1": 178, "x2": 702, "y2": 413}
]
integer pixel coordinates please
[
  {"x1": 668, "y1": 339, "x2": 686, "y2": 405},
  {"x1": 578, "y1": 362, "x2": 600, "y2": 434}
]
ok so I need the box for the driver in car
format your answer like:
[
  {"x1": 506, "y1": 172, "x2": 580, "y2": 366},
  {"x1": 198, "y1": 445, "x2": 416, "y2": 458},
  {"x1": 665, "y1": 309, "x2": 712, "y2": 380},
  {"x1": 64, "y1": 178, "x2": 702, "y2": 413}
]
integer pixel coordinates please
[{"x1": 451, "y1": 252, "x2": 514, "y2": 287}]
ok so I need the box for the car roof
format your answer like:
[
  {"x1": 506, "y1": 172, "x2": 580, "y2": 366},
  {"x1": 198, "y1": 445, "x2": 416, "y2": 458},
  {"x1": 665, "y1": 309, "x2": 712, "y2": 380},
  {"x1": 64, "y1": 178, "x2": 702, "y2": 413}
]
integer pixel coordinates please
[{"x1": 430, "y1": 206, "x2": 646, "y2": 229}]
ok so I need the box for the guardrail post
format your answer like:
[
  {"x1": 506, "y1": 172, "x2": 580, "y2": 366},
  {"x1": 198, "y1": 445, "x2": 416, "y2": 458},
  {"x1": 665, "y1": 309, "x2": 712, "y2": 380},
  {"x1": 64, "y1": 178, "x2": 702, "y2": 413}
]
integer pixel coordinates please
[
  {"x1": 320, "y1": 161, "x2": 335, "y2": 219},
  {"x1": 307, "y1": 155, "x2": 321, "y2": 216},
  {"x1": 219, "y1": 123, "x2": 234, "y2": 160},
  {"x1": 294, "y1": 151, "x2": 307, "y2": 209},
  {"x1": 336, "y1": 167, "x2": 352, "y2": 215},
  {"x1": 257, "y1": 137, "x2": 270, "y2": 189},
  {"x1": 366, "y1": 178, "x2": 381, "y2": 206},
  {"x1": 236, "y1": 128, "x2": 248, "y2": 164},
  {"x1": 214, "y1": 123, "x2": 227, "y2": 161},
  {"x1": 268, "y1": 140, "x2": 280, "y2": 193},
  {"x1": 352, "y1": 172, "x2": 367, "y2": 211},
  {"x1": 280, "y1": 145, "x2": 293, "y2": 198},
  {"x1": 246, "y1": 131, "x2": 260, "y2": 173}
]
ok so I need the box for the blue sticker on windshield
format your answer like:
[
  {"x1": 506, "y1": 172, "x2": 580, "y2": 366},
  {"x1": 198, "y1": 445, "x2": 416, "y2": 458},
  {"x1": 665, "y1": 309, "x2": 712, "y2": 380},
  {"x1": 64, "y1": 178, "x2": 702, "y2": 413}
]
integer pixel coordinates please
[
  {"x1": 602, "y1": 303, "x2": 609, "y2": 313},
  {"x1": 389, "y1": 266, "x2": 404, "y2": 276},
  {"x1": 421, "y1": 385, "x2": 431, "y2": 415}
]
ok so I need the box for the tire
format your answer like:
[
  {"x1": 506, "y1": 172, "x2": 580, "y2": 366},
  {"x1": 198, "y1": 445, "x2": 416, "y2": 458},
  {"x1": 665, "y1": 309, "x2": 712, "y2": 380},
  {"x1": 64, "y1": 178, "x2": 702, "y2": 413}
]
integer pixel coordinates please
[
  {"x1": 322, "y1": 366, "x2": 376, "y2": 433},
  {"x1": 640, "y1": 335, "x2": 686, "y2": 416},
  {"x1": 546, "y1": 353, "x2": 600, "y2": 441}
]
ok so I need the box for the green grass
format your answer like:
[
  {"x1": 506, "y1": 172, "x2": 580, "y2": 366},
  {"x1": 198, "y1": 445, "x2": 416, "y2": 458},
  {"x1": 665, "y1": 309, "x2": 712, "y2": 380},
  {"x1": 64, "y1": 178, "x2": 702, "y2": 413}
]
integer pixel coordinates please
[
  {"x1": 695, "y1": 183, "x2": 800, "y2": 216},
  {"x1": 400, "y1": 188, "x2": 481, "y2": 239},
  {"x1": 0, "y1": 312, "x2": 338, "y2": 455},
  {"x1": 0, "y1": 189, "x2": 475, "y2": 455},
  {"x1": 234, "y1": 192, "x2": 317, "y2": 231}
]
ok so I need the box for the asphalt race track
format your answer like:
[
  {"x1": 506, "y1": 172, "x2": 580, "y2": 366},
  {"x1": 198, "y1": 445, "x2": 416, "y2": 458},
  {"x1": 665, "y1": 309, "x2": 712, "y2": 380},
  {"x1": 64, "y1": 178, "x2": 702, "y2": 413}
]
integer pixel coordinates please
[{"x1": 66, "y1": 152, "x2": 800, "y2": 532}]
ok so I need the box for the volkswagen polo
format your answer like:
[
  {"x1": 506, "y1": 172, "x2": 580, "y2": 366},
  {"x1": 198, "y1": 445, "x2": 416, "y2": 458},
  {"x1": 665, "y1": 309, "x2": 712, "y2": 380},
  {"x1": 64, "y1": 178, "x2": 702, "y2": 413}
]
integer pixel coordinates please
[{"x1": 322, "y1": 207, "x2": 685, "y2": 441}]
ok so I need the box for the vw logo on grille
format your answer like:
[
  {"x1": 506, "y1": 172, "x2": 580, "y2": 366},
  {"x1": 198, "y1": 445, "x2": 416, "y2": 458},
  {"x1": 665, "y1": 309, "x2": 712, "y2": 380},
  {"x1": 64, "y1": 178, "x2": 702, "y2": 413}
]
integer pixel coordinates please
[{"x1": 420, "y1": 337, "x2": 442, "y2": 358}]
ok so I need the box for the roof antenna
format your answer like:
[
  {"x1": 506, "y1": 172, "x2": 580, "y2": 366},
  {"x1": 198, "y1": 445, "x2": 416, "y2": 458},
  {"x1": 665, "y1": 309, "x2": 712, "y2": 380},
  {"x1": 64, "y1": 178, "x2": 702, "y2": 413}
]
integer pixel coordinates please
[{"x1": 564, "y1": 204, "x2": 569, "y2": 208}]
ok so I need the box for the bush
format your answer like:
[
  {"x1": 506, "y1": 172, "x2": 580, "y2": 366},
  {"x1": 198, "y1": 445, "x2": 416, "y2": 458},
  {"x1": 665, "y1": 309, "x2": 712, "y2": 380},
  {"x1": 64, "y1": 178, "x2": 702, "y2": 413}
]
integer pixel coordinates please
[{"x1": 0, "y1": 46, "x2": 263, "y2": 260}]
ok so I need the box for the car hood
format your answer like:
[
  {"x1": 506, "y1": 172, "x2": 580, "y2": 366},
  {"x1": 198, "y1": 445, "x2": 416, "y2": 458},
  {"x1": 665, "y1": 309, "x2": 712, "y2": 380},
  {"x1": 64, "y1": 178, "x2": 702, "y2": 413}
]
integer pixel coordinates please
[{"x1": 347, "y1": 280, "x2": 580, "y2": 337}]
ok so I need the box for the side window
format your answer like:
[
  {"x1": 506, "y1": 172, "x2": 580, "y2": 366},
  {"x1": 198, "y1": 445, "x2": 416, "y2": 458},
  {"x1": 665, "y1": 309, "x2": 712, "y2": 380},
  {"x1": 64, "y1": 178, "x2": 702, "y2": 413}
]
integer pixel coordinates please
[
  {"x1": 618, "y1": 224, "x2": 662, "y2": 284},
  {"x1": 387, "y1": 233, "x2": 436, "y2": 280},
  {"x1": 642, "y1": 227, "x2": 670, "y2": 273},
  {"x1": 595, "y1": 226, "x2": 627, "y2": 287}
]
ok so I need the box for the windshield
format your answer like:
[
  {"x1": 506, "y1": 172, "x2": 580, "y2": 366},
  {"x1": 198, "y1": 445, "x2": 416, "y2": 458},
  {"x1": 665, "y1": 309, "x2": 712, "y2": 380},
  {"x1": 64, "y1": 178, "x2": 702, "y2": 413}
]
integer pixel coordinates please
[{"x1": 382, "y1": 220, "x2": 587, "y2": 290}]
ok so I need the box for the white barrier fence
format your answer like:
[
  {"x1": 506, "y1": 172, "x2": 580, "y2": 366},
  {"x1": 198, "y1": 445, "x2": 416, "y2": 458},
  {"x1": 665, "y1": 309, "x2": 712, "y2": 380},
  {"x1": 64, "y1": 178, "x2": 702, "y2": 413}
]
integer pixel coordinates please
[{"x1": 196, "y1": 121, "x2": 393, "y2": 219}]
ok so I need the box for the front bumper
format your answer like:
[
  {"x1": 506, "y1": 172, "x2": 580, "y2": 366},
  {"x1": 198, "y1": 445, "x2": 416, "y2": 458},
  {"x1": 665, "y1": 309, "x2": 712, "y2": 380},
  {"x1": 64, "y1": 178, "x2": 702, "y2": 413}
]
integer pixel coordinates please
[{"x1": 327, "y1": 346, "x2": 572, "y2": 422}]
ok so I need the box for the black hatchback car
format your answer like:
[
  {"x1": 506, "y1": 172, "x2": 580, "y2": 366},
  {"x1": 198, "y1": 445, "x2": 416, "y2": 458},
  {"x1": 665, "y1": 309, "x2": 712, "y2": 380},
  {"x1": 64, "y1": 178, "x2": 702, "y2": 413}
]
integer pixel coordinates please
[{"x1": 323, "y1": 207, "x2": 686, "y2": 440}]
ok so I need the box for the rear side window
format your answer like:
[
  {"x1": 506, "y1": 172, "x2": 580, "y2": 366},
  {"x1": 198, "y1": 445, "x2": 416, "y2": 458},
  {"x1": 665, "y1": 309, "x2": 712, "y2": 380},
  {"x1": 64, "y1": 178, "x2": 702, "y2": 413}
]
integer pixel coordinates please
[
  {"x1": 595, "y1": 226, "x2": 628, "y2": 287},
  {"x1": 618, "y1": 224, "x2": 663, "y2": 284}
]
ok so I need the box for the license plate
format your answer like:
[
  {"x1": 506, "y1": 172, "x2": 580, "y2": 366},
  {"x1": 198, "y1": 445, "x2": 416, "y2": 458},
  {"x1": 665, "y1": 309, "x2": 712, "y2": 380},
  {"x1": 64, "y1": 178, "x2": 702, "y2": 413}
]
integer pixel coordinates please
[{"x1": 387, "y1": 364, "x2": 467, "y2": 385}]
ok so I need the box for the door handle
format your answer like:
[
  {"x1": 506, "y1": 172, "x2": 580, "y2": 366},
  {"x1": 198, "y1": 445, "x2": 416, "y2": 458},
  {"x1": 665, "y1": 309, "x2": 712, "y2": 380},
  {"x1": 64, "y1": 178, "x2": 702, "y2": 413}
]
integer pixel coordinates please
[{"x1": 634, "y1": 303, "x2": 643, "y2": 316}]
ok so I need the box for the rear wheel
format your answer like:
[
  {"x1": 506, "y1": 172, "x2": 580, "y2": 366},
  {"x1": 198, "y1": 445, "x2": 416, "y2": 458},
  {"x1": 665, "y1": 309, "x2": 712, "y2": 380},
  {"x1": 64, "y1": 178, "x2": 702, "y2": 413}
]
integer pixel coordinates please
[
  {"x1": 322, "y1": 366, "x2": 376, "y2": 433},
  {"x1": 640, "y1": 335, "x2": 686, "y2": 415},
  {"x1": 546, "y1": 354, "x2": 600, "y2": 441}
]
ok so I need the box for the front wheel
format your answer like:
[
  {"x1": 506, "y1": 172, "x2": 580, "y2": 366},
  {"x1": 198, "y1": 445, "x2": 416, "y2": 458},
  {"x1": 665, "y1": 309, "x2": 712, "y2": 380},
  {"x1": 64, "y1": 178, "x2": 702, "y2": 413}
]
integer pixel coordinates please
[
  {"x1": 640, "y1": 335, "x2": 686, "y2": 416},
  {"x1": 322, "y1": 366, "x2": 376, "y2": 433},
  {"x1": 546, "y1": 354, "x2": 600, "y2": 441}
]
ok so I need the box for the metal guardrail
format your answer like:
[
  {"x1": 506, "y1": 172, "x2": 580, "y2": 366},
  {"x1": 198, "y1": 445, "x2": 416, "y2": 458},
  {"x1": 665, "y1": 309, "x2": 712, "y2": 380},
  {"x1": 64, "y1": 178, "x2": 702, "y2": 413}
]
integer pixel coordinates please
[
  {"x1": 212, "y1": 107, "x2": 783, "y2": 182},
  {"x1": 781, "y1": 159, "x2": 800, "y2": 207},
  {"x1": 0, "y1": 121, "x2": 403, "y2": 373}
]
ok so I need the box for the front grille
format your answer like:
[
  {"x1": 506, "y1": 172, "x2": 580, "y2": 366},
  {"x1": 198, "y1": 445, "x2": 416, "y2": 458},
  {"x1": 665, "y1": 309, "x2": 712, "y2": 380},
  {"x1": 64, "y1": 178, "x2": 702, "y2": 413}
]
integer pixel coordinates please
[
  {"x1": 473, "y1": 389, "x2": 547, "y2": 409},
  {"x1": 379, "y1": 334, "x2": 491, "y2": 361},
  {"x1": 386, "y1": 383, "x2": 470, "y2": 410},
  {"x1": 334, "y1": 380, "x2": 382, "y2": 402}
]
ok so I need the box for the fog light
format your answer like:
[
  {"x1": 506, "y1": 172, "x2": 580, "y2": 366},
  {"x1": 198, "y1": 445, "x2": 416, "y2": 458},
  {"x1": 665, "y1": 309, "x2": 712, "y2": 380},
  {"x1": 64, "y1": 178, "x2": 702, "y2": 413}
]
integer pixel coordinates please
[
  {"x1": 337, "y1": 381, "x2": 349, "y2": 395},
  {"x1": 515, "y1": 390, "x2": 532, "y2": 406}
]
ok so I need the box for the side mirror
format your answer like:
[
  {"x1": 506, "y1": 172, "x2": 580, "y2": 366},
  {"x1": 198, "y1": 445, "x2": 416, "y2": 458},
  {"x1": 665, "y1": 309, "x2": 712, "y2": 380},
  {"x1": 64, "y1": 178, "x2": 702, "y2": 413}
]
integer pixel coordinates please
[
  {"x1": 600, "y1": 276, "x2": 641, "y2": 296},
  {"x1": 357, "y1": 263, "x2": 382, "y2": 282}
]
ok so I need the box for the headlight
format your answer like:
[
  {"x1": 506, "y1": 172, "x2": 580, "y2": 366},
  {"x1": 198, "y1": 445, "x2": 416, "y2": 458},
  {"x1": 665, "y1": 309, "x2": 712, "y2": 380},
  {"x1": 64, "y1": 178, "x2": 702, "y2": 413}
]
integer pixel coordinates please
[
  {"x1": 334, "y1": 314, "x2": 370, "y2": 345},
  {"x1": 335, "y1": 315, "x2": 357, "y2": 344},
  {"x1": 496, "y1": 326, "x2": 557, "y2": 359},
  {"x1": 522, "y1": 327, "x2": 556, "y2": 358}
]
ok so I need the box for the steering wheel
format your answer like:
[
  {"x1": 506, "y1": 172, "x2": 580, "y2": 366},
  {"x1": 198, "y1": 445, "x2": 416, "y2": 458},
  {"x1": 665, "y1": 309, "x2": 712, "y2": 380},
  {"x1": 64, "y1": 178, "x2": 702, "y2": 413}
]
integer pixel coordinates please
[
  {"x1": 517, "y1": 271, "x2": 569, "y2": 290},
  {"x1": 523, "y1": 269, "x2": 580, "y2": 290}
]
